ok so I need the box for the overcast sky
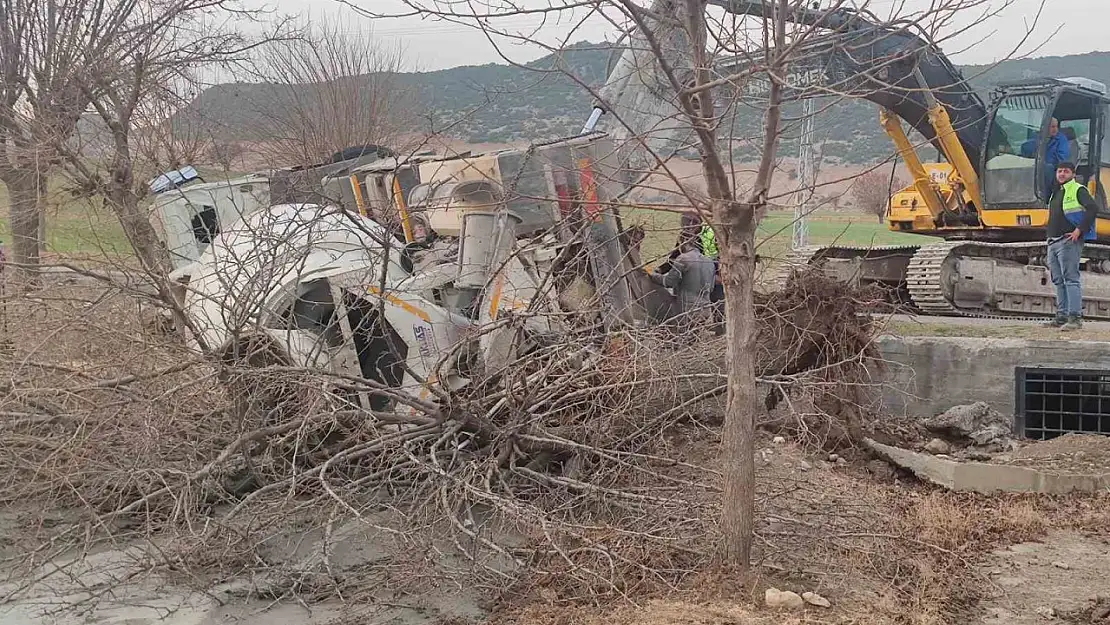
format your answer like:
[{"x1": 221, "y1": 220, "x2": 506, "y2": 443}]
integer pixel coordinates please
[{"x1": 259, "y1": 0, "x2": 1108, "y2": 73}]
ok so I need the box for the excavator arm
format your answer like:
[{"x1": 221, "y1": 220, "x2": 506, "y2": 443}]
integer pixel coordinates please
[{"x1": 717, "y1": 1, "x2": 990, "y2": 214}]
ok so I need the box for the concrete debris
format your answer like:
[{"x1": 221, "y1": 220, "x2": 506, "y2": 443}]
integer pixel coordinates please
[
  {"x1": 802, "y1": 591, "x2": 831, "y2": 608},
  {"x1": 764, "y1": 588, "x2": 804, "y2": 610},
  {"x1": 971, "y1": 422, "x2": 1017, "y2": 449},
  {"x1": 923, "y1": 401, "x2": 1016, "y2": 451},
  {"x1": 1052, "y1": 561, "x2": 1071, "y2": 570},
  {"x1": 924, "y1": 438, "x2": 951, "y2": 455},
  {"x1": 864, "y1": 438, "x2": 1110, "y2": 494}
]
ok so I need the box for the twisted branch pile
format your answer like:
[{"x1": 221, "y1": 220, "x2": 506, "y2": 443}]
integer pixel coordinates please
[{"x1": 0, "y1": 269, "x2": 883, "y2": 604}]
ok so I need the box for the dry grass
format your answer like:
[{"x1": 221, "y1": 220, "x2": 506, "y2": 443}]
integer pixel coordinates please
[
  {"x1": 887, "y1": 319, "x2": 1110, "y2": 342},
  {"x1": 907, "y1": 494, "x2": 1048, "y2": 552}
]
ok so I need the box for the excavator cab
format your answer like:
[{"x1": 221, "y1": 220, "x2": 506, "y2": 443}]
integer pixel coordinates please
[{"x1": 983, "y1": 78, "x2": 1110, "y2": 211}]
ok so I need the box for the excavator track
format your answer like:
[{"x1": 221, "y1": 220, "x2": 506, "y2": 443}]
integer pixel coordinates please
[
  {"x1": 907, "y1": 240, "x2": 1110, "y2": 320},
  {"x1": 772, "y1": 245, "x2": 824, "y2": 283},
  {"x1": 790, "y1": 240, "x2": 1110, "y2": 321},
  {"x1": 776, "y1": 243, "x2": 919, "y2": 310},
  {"x1": 904, "y1": 242, "x2": 962, "y2": 317}
]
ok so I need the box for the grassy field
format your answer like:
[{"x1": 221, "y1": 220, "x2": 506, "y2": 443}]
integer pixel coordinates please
[
  {"x1": 624, "y1": 206, "x2": 933, "y2": 266},
  {"x1": 0, "y1": 180, "x2": 132, "y2": 260},
  {"x1": 0, "y1": 179, "x2": 931, "y2": 267}
]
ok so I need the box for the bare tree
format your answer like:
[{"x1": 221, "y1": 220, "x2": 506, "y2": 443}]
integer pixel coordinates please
[
  {"x1": 356, "y1": 0, "x2": 1038, "y2": 573},
  {"x1": 852, "y1": 167, "x2": 906, "y2": 223},
  {"x1": 132, "y1": 83, "x2": 215, "y2": 172},
  {"x1": 0, "y1": 1, "x2": 1046, "y2": 619},
  {"x1": 255, "y1": 17, "x2": 417, "y2": 166},
  {"x1": 0, "y1": 0, "x2": 92, "y2": 285},
  {"x1": 51, "y1": 1, "x2": 255, "y2": 274}
]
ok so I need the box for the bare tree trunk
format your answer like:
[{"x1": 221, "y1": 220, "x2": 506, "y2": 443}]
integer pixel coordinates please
[
  {"x1": 110, "y1": 187, "x2": 170, "y2": 274},
  {"x1": 715, "y1": 0, "x2": 786, "y2": 571},
  {"x1": 5, "y1": 169, "x2": 43, "y2": 288},
  {"x1": 37, "y1": 201, "x2": 47, "y2": 255},
  {"x1": 717, "y1": 211, "x2": 757, "y2": 568},
  {"x1": 105, "y1": 144, "x2": 171, "y2": 276},
  {"x1": 102, "y1": 133, "x2": 200, "y2": 346}
]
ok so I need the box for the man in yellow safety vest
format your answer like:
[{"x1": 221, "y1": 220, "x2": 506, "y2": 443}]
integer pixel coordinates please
[
  {"x1": 1042, "y1": 161, "x2": 1099, "y2": 331},
  {"x1": 698, "y1": 222, "x2": 718, "y2": 259},
  {"x1": 697, "y1": 222, "x2": 725, "y2": 334}
]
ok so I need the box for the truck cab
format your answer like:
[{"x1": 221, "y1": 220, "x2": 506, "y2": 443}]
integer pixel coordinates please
[{"x1": 149, "y1": 173, "x2": 270, "y2": 274}]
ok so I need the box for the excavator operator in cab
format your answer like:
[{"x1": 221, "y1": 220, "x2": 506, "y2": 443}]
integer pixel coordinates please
[
  {"x1": 1042, "y1": 161, "x2": 1099, "y2": 331},
  {"x1": 1020, "y1": 117, "x2": 1071, "y2": 196}
]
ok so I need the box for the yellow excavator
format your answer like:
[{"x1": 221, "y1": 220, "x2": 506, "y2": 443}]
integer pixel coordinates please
[{"x1": 724, "y1": 2, "x2": 1110, "y2": 320}]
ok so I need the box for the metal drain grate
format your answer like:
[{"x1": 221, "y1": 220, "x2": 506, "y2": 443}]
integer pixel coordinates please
[{"x1": 1015, "y1": 367, "x2": 1110, "y2": 440}]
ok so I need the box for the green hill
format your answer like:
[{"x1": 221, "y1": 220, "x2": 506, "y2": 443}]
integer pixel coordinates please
[{"x1": 179, "y1": 43, "x2": 1110, "y2": 164}]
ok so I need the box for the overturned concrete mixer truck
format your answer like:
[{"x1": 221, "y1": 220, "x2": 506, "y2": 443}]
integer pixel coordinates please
[
  {"x1": 146, "y1": 134, "x2": 680, "y2": 408},
  {"x1": 142, "y1": 0, "x2": 749, "y2": 407}
]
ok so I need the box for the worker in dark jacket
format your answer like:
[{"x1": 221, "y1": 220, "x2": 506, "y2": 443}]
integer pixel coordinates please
[
  {"x1": 651, "y1": 239, "x2": 715, "y2": 333},
  {"x1": 670, "y1": 211, "x2": 725, "y2": 334},
  {"x1": 1042, "y1": 161, "x2": 1099, "y2": 330}
]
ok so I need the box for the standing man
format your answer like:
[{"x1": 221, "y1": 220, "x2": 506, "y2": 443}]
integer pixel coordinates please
[
  {"x1": 667, "y1": 212, "x2": 724, "y2": 334},
  {"x1": 1042, "y1": 161, "x2": 1099, "y2": 330}
]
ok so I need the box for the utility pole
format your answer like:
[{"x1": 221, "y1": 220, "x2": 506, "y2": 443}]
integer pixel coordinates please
[{"x1": 793, "y1": 97, "x2": 816, "y2": 250}]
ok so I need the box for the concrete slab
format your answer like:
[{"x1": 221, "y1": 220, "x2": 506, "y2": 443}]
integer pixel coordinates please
[{"x1": 865, "y1": 439, "x2": 1110, "y2": 494}]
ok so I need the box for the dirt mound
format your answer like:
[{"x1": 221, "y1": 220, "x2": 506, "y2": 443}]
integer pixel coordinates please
[{"x1": 997, "y1": 434, "x2": 1110, "y2": 473}]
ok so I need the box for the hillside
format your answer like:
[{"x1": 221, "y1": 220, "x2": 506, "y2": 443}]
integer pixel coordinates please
[{"x1": 180, "y1": 44, "x2": 1110, "y2": 164}]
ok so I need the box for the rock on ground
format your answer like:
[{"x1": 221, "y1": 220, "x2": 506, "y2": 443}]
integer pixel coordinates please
[
  {"x1": 924, "y1": 438, "x2": 951, "y2": 455},
  {"x1": 764, "y1": 588, "x2": 804, "y2": 610},
  {"x1": 802, "y1": 591, "x2": 831, "y2": 608}
]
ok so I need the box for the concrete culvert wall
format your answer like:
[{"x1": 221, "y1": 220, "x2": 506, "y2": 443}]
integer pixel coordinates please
[{"x1": 876, "y1": 335, "x2": 1110, "y2": 419}]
